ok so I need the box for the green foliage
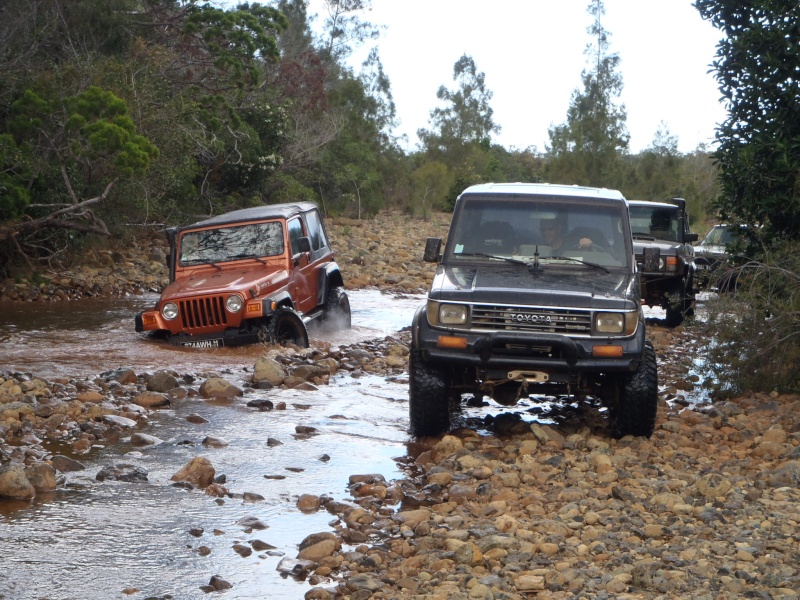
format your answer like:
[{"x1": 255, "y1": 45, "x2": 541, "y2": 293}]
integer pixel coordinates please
[
  {"x1": 546, "y1": 0, "x2": 629, "y2": 188},
  {"x1": 67, "y1": 86, "x2": 159, "y2": 177},
  {"x1": 701, "y1": 241, "x2": 800, "y2": 394},
  {"x1": 418, "y1": 54, "x2": 499, "y2": 153},
  {"x1": 695, "y1": 0, "x2": 800, "y2": 241},
  {"x1": 0, "y1": 134, "x2": 30, "y2": 219},
  {"x1": 410, "y1": 161, "x2": 452, "y2": 218}
]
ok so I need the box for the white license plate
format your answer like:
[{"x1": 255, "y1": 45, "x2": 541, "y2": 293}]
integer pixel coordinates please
[{"x1": 181, "y1": 339, "x2": 222, "y2": 348}]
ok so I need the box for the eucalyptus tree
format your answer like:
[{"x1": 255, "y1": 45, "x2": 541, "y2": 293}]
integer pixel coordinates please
[{"x1": 546, "y1": 0, "x2": 629, "y2": 188}]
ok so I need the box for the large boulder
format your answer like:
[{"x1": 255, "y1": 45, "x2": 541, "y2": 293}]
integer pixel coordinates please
[{"x1": 0, "y1": 463, "x2": 36, "y2": 500}]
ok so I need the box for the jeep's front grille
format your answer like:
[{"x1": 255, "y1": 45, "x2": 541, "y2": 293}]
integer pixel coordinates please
[
  {"x1": 470, "y1": 305, "x2": 592, "y2": 335},
  {"x1": 179, "y1": 295, "x2": 228, "y2": 330}
]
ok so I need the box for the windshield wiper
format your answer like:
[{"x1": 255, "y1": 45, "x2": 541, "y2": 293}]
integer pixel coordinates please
[
  {"x1": 632, "y1": 233, "x2": 656, "y2": 241},
  {"x1": 230, "y1": 254, "x2": 267, "y2": 265},
  {"x1": 543, "y1": 256, "x2": 610, "y2": 273},
  {"x1": 458, "y1": 252, "x2": 530, "y2": 266}
]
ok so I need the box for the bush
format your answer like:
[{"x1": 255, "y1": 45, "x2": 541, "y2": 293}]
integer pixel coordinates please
[{"x1": 700, "y1": 241, "x2": 800, "y2": 395}]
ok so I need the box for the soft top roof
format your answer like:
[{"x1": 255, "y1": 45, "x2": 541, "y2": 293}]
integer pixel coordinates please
[
  {"x1": 460, "y1": 182, "x2": 627, "y2": 202},
  {"x1": 178, "y1": 202, "x2": 320, "y2": 231}
]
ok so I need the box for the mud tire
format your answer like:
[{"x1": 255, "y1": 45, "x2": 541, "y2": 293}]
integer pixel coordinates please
[
  {"x1": 408, "y1": 349, "x2": 452, "y2": 437},
  {"x1": 267, "y1": 307, "x2": 309, "y2": 348},
  {"x1": 611, "y1": 340, "x2": 658, "y2": 438},
  {"x1": 322, "y1": 286, "x2": 351, "y2": 330}
]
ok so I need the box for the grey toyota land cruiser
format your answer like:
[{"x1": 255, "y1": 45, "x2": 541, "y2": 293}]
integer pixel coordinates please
[{"x1": 409, "y1": 182, "x2": 658, "y2": 439}]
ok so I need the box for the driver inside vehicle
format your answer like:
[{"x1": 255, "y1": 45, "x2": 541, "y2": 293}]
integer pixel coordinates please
[{"x1": 540, "y1": 216, "x2": 594, "y2": 254}]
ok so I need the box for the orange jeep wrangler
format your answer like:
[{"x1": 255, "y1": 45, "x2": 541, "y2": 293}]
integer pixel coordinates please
[{"x1": 135, "y1": 202, "x2": 350, "y2": 347}]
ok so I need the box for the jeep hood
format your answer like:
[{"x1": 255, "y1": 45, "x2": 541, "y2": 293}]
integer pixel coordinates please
[
  {"x1": 429, "y1": 264, "x2": 639, "y2": 310},
  {"x1": 158, "y1": 266, "x2": 289, "y2": 301}
]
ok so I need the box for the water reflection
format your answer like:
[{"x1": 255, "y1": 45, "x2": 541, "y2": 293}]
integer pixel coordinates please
[{"x1": 0, "y1": 290, "x2": 425, "y2": 599}]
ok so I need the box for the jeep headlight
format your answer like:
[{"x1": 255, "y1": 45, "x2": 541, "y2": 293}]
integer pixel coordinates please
[
  {"x1": 226, "y1": 294, "x2": 243, "y2": 313},
  {"x1": 595, "y1": 311, "x2": 639, "y2": 335},
  {"x1": 162, "y1": 302, "x2": 179, "y2": 320},
  {"x1": 427, "y1": 300, "x2": 468, "y2": 327}
]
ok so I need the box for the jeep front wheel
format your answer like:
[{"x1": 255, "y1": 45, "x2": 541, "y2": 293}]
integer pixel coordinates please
[
  {"x1": 408, "y1": 349, "x2": 452, "y2": 437},
  {"x1": 267, "y1": 307, "x2": 309, "y2": 347},
  {"x1": 323, "y1": 286, "x2": 351, "y2": 330},
  {"x1": 611, "y1": 340, "x2": 658, "y2": 438}
]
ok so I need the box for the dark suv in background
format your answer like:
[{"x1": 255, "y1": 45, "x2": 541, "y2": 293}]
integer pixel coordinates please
[
  {"x1": 628, "y1": 199, "x2": 698, "y2": 327},
  {"x1": 409, "y1": 183, "x2": 658, "y2": 439}
]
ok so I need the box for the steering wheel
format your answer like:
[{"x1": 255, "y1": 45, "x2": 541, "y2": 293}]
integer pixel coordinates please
[{"x1": 566, "y1": 239, "x2": 608, "y2": 252}]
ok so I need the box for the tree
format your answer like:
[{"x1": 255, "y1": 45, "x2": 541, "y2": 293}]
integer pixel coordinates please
[
  {"x1": 546, "y1": 0, "x2": 629, "y2": 187},
  {"x1": 0, "y1": 86, "x2": 158, "y2": 268},
  {"x1": 695, "y1": 0, "x2": 800, "y2": 241},
  {"x1": 418, "y1": 54, "x2": 500, "y2": 153}
]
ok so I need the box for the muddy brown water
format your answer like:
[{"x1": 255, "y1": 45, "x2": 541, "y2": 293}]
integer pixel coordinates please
[{"x1": 0, "y1": 290, "x2": 429, "y2": 600}]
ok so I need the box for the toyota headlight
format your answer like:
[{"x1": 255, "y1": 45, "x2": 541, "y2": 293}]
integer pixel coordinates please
[
  {"x1": 595, "y1": 311, "x2": 638, "y2": 335},
  {"x1": 162, "y1": 302, "x2": 179, "y2": 320},
  {"x1": 427, "y1": 300, "x2": 468, "y2": 327},
  {"x1": 226, "y1": 294, "x2": 243, "y2": 313},
  {"x1": 595, "y1": 312, "x2": 624, "y2": 334}
]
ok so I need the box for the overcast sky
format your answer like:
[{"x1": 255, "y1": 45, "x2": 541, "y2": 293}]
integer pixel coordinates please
[{"x1": 309, "y1": 0, "x2": 728, "y2": 154}]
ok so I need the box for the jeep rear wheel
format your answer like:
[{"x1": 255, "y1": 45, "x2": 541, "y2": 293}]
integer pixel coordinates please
[
  {"x1": 268, "y1": 307, "x2": 309, "y2": 348},
  {"x1": 323, "y1": 286, "x2": 351, "y2": 330},
  {"x1": 408, "y1": 349, "x2": 452, "y2": 437},
  {"x1": 611, "y1": 340, "x2": 658, "y2": 438}
]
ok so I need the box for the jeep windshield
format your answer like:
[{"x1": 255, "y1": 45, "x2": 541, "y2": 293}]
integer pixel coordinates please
[
  {"x1": 629, "y1": 205, "x2": 680, "y2": 242},
  {"x1": 179, "y1": 221, "x2": 284, "y2": 266},
  {"x1": 448, "y1": 197, "x2": 629, "y2": 268}
]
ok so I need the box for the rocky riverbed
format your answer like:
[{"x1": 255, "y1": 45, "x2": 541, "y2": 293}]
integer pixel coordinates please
[{"x1": 1, "y1": 211, "x2": 799, "y2": 599}]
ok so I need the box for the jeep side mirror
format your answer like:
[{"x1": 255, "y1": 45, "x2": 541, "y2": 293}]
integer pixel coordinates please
[
  {"x1": 685, "y1": 232, "x2": 698, "y2": 243},
  {"x1": 643, "y1": 247, "x2": 661, "y2": 271},
  {"x1": 297, "y1": 236, "x2": 312, "y2": 253},
  {"x1": 423, "y1": 237, "x2": 442, "y2": 262}
]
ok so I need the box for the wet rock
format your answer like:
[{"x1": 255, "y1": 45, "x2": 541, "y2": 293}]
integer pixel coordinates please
[
  {"x1": 0, "y1": 463, "x2": 36, "y2": 499},
  {"x1": 252, "y1": 357, "x2": 287, "y2": 387},
  {"x1": 130, "y1": 433, "x2": 163, "y2": 446},
  {"x1": 171, "y1": 457, "x2": 215, "y2": 488},
  {"x1": 104, "y1": 415, "x2": 137, "y2": 428},
  {"x1": 297, "y1": 494, "x2": 322, "y2": 513},
  {"x1": 147, "y1": 370, "x2": 179, "y2": 393},
  {"x1": 24, "y1": 463, "x2": 56, "y2": 493},
  {"x1": 132, "y1": 391, "x2": 170, "y2": 408},
  {"x1": 201, "y1": 436, "x2": 228, "y2": 448},
  {"x1": 51, "y1": 455, "x2": 86, "y2": 472},
  {"x1": 207, "y1": 575, "x2": 232, "y2": 591},
  {"x1": 199, "y1": 378, "x2": 242, "y2": 399},
  {"x1": 104, "y1": 368, "x2": 138, "y2": 385},
  {"x1": 96, "y1": 464, "x2": 148, "y2": 483},
  {"x1": 186, "y1": 413, "x2": 208, "y2": 424},
  {"x1": 236, "y1": 515, "x2": 268, "y2": 531},
  {"x1": 251, "y1": 539, "x2": 275, "y2": 551},
  {"x1": 277, "y1": 557, "x2": 315, "y2": 579}
]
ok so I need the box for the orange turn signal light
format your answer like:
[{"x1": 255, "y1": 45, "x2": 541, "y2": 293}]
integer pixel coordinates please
[
  {"x1": 437, "y1": 335, "x2": 468, "y2": 349},
  {"x1": 142, "y1": 315, "x2": 157, "y2": 326},
  {"x1": 592, "y1": 345, "x2": 624, "y2": 358},
  {"x1": 247, "y1": 303, "x2": 262, "y2": 315}
]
